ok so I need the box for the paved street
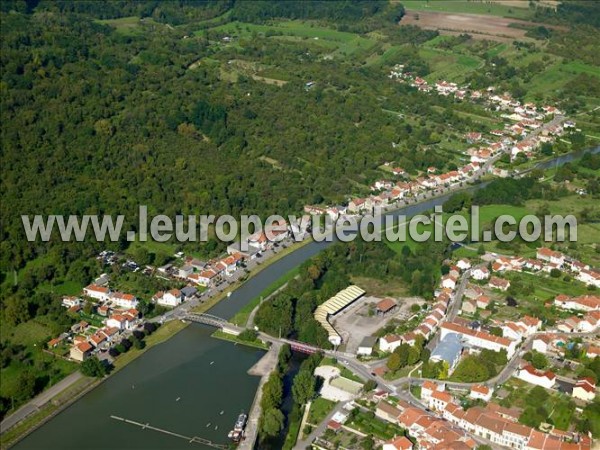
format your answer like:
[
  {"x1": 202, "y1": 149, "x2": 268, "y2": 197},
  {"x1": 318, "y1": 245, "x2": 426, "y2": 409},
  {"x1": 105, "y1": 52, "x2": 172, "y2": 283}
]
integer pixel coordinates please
[{"x1": 0, "y1": 371, "x2": 84, "y2": 433}]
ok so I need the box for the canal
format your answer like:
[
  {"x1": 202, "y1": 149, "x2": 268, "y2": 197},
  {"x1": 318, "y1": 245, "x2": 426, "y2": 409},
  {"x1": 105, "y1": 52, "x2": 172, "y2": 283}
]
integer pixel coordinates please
[{"x1": 14, "y1": 145, "x2": 599, "y2": 449}]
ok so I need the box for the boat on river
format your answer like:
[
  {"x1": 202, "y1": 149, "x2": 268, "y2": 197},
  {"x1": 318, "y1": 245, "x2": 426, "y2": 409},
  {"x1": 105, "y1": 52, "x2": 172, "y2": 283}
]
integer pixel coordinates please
[{"x1": 227, "y1": 412, "x2": 247, "y2": 443}]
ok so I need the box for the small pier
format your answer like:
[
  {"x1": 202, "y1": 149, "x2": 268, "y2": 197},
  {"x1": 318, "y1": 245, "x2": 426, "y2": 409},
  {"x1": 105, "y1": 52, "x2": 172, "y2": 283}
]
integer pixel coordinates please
[{"x1": 109, "y1": 415, "x2": 229, "y2": 449}]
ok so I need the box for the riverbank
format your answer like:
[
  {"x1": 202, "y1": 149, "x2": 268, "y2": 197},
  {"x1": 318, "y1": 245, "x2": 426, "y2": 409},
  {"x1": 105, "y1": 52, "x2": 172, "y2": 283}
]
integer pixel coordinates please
[
  {"x1": 191, "y1": 237, "x2": 313, "y2": 316},
  {"x1": 211, "y1": 329, "x2": 269, "y2": 350},
  {"x1": 239, "y1": 342, "x2": 282, "y2": 450},
  {"x1": 0, "y1": 237, "x2": 313, "y2": 448},
  {"x1": 0, "y1": 319, "x2": 188, "y2": 449}
]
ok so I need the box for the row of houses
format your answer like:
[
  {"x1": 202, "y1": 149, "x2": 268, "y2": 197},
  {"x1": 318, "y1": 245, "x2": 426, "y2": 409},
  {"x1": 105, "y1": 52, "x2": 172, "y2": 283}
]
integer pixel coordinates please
[
  {"x1": 83, "y1": 284, "x2": 139, "y2": 309},
  {"x1": 58, "y1": 306, "x2": 141, "y2": 362},
  {"x1": 379, "y1": 259, "x2": 472, "y2": 354},
  {"x1": 389, "y1": 65, "x2": 570, "y2": 165},
  {"x1": 537, "y1": 248, "x2": 600, "y2": 288},
  {"x1": 375, "y1": 398, "x2": 476, "y2": 450},
  {"x1": 516, "y1": 364, "x2": 597, "y2": 402},
  {"x1": 419, "y1": 382, "x2": 591, "y2": 450},
  {"x1": 555, "y1": 308, "x2": 600, "y2": 334}
]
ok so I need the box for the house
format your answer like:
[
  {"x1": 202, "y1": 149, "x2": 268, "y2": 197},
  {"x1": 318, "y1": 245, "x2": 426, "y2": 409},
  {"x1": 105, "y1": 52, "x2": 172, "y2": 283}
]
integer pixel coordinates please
[
  {"x1": 380, "y1": 334, "x2": 402, "y2": 353},
  {"x1": 178, "y1": 265, "x2": 194, "y2": 279},
  {"x1": 62, "y1": 296, "x2": 82, "y2": 308},
  {"x1": 357, "y1": 336, "x2": 378, "y2": 356},
  {"x1": 347, "y1": 198, "x2": 366, "y2": 213},
  {"x1": 462, "y1": 300, "x2": 477, "y2": 315},
  {"x1": 464, "y1": 284, "x2": 485, "y2": 300},
  {"x1": 536, "y1": 248, "x2": 564, "y2": 266},
  {"x1": 70, "y1": 342, "x2": 93, "y2": 362},
  {"x1": 441, "y1": 275, "x2": 457, "y2": 290},
  {"x1": 190, "y1": 269, "x2": 218, "y2": 287},
  {"x1": 430, "y1": 333, "x2": 463, "y2": 373},
  {"x1": 154, "y1": 289, "x2": 183, "y2": 307},
  {"x1": 440, "y1": 322, "x2": 517, "y2": 358},
  {"x1": 83, "y1": 284, "x2": 111, "y2": 301},
  {"x1": 471, "y1": 267, "x2": 489, "y2": 281},
  {"x1": 376, "y1": 400, "x2": 402, "y2": 424},
  {"x1": 97, "y1": 305, "x2": 110, "y2": 316},
  {"x1": 376, "y1": 298, "x2": 397, "y2": 316},
  {"x1": 383, "y1": 436, "x2": 413, "y2": 450},
  {"x1": 470, "y1": 385, "x2": 492, "y2": 402},
  {"x1": 586, "y1": 345, "x2": 600, "y2": 359},
  {"x1": 457, "y1": 259, "x2": 471, "y2": 271},
  {"x1": 110, "y1": 292, "x2": 138, "y2": 309},
  {"x1": 502, "y1": 322, "x2": 528, "y2": 341},
  {"x1": 429, "y1": 390, "x2": 453, "y2": 411},
  {"x1": 576, "y1": 269, "x2": 600, "y2": 288},
  {"x1": 476, "y1": 295, "x2": 491, "y2": 310},
  {"x1": 47, "y1": 336, "x2": 64, "y2": 349},
  {"x1": 572, "y1": 378, "x2": 596, "y2": 402},
  {"x1": 488, "y1": 276, "x2": 510, "y2": 291},
  {"x1": 532, "y1": 335, "x2": 552, "y2": 354},
  {"x1": 554, "y1": 294, "x2": 600, "y2": 312},
  {"x1": 515, "y1": 365, "x2": 556, "y2": 389},
  {"x1": 181, "y1": 286, "x2": 197, "y2": 300},
  {"x1": 421, "y1": 381, "x2": 444, "y2": 402},
  {"x1": 106, "y1": 314, "x2": 131, "y2": 331}
]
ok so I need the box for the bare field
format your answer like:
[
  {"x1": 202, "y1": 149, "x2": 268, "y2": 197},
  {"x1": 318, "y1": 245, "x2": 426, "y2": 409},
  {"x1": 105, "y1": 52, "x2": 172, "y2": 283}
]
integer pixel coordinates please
[{"x1": 401, "y1": 9, "x2": 560, "y2": 42}]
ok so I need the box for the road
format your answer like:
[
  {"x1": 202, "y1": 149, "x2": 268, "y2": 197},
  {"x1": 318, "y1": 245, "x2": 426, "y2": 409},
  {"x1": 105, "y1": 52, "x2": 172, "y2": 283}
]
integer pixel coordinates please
[
  {"x1": 0, "y1": 371, "x2": 84, "y2": 433},
  {"x1": 294, "y1": 402, "x2": 345, "y2": 450}
]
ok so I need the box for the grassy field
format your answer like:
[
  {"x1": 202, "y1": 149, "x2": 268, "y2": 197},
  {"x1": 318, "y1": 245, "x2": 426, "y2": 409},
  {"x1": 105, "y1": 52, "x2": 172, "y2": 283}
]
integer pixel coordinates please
[
  {"x1": 347, "y1": 409, "x2": 406, "y2": 440},
  {"x1": 210, "y1": 329, "x2": 269, "y2": 350},
  {"x1": 400, "y1": 0, "x2": 534, "y2": 19},
  {"x1": 500, "y1": 378, "x2": 576, "y2": 431},
  {"x1": 307, "y1": 397, "x2": 336, "y2": 426},
  {"x1": 205, "y1": 20, "x2": 378, "y2": 57},
  {"x1": 524, "y1": 60, "x2": 600, "y2": 102},
  {"x1": 419, "y1": 47, "x2": 482, "y2": 83}
]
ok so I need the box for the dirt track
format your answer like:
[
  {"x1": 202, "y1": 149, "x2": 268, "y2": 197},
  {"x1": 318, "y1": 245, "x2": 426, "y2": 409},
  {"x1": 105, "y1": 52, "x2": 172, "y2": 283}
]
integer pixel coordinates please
[{"x1": 400, "y1": 9, "x2": 564, "y2": 42}]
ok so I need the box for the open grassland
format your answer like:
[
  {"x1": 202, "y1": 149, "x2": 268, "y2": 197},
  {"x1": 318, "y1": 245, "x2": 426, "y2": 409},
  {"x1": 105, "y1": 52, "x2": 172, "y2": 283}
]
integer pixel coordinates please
[
  {"x1": 419, "y1": 47, "x2": 482, "y2": 82},
  {"x1": 399, "y1": 0, "x2": 534, "y2": 19},
  {"x1": 204, "y1": 20, "x2": 378, "y2": 57}
]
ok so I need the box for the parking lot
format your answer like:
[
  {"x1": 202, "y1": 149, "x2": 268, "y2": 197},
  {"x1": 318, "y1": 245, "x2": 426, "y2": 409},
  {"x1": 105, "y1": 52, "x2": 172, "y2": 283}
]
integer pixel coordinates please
[{"x1": 331, "y1": 295, "x2": 423, "y2": 354}]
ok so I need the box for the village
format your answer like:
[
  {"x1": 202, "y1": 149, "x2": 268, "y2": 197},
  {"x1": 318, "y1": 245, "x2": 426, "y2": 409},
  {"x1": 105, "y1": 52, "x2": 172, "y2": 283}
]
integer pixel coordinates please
[
  {"x1": 303, "y1": 65, "x2": 577, "y2": 220},
  {"x1": 44, "y1": 222, "x2": 299, "y2": 366},
  {"x1": 290, "y1": 243, "x2": 599, "y2": 450},
  {"x1": 32, "y1": 66, "x2": 597, "y2": 450}
]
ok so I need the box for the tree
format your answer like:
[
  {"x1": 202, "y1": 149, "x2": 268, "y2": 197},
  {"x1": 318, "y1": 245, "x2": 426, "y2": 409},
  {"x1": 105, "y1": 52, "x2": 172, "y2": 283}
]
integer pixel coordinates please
[
  {"x1": 387, "y1": 352, "x2": 402, "y2": 371},
  {"x1": 80, "y1": 356, "x2": 107, "y2": 378},
  {"x1": 261, "y1": 373, "x2": 283, "y2": 410},
  {"x1": 292, "y1": 370, "x2": 316, "y2": 405},
  {"x1": 363, "y1": 380, "x2": 377, "y2": 392},
  {"x1": 260, "y1": 408, "x2": 284, "y2": 437},
  {"x1": 407, "y1": 346, "x2": 420, "y2": 365},
  {"x1": 531, "y1": 351, "x2": 548, "y2": 370}
]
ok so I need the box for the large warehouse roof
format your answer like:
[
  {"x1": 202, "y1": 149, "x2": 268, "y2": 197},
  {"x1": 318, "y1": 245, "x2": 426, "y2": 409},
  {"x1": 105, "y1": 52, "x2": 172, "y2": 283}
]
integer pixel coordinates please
[{"x1": 314, "y1": 285, "x2": 365, "y2": 346}]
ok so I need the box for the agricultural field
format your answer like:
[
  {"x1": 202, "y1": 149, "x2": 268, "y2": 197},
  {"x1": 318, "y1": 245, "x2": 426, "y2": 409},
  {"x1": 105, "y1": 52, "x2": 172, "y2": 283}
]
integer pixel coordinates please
[{"x1": 400, "y1": 0, "x2": 535, "y2": 20}]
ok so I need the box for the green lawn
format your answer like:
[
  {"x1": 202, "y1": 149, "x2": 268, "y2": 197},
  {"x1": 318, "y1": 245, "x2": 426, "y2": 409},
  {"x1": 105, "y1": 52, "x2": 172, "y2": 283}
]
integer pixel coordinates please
[
  {"x1": 419, "y1": 47, "x2": 482, "y2": 83},
  {"x1": 401, "y1": 0, "x2": 534, "y2": 19},
  {"x1": 307, "y1": 397, "x2": 336, "y2": 425},
  {"x1": 347, "y1": 410, "x2": 407, "y2": 440}
]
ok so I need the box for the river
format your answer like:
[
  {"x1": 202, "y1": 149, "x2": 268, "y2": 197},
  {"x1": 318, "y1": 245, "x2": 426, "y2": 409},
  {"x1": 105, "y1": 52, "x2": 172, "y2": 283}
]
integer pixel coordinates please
[{"x1": 13, "y1": 145, "x2": 598, "y2": 450}]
